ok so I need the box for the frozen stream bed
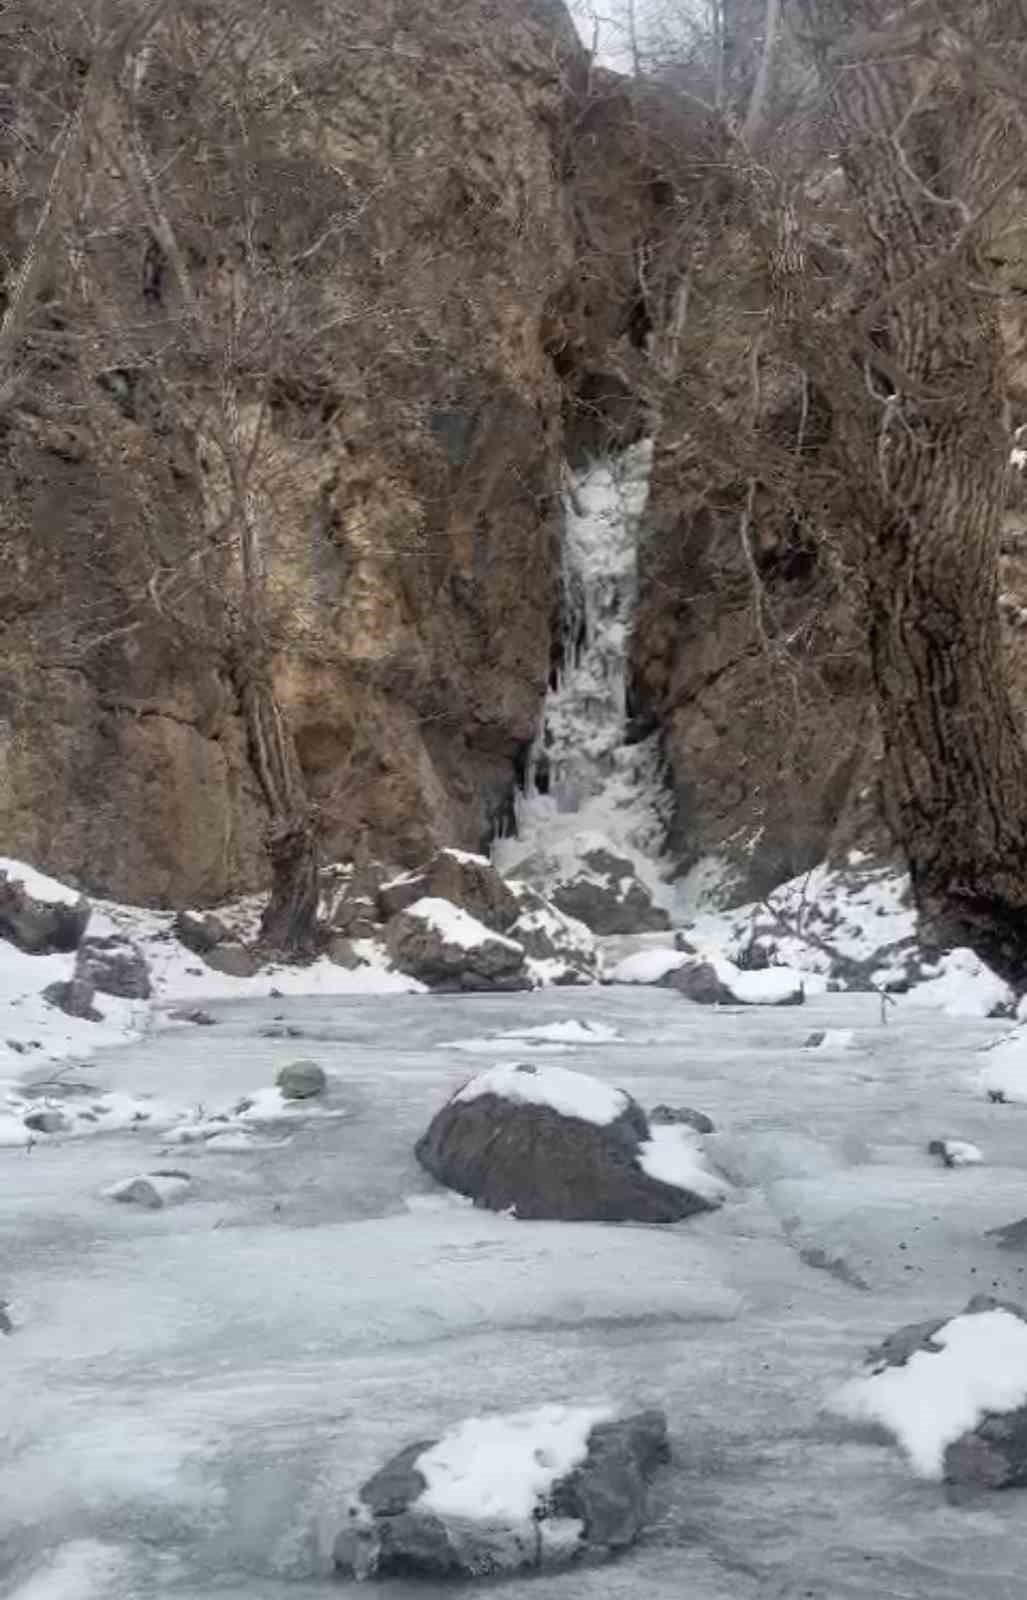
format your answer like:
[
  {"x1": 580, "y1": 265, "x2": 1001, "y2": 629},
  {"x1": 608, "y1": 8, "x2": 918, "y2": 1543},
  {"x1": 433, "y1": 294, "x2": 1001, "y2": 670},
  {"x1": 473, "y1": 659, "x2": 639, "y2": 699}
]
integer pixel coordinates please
[{"x1": 5, "y1": 987, "x2": 1027, "y2": 1599}]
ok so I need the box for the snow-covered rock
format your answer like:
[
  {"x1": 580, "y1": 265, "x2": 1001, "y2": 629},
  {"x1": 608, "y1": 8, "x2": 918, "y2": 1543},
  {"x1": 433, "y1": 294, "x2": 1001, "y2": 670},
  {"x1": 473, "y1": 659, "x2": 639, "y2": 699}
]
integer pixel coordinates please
[
  {"x1": 506, "y1": 883, "x2": 599, "y2": 982},
  {"x1": 104, "y1": 1172, "x2": 192, "y2": 1209},
  {"x1": 515, "y1": 846, "x2": 669, "y2": 936},
  {"x1": 0, "y1": 861, "x2": 90, "y2": 954},
  {"x1": 386, "y1": 898, "x2": 530, "y2": 992},
  {"x1": 928, "y1": 1139, "x2": 982, "y2": 1169},
  {"x1": 334, "y1": 1406, "x2": 670, "y2": 1579},
  {"x1": 662, "y1": 956, "x2": 804, "y2": 1007},
  {"x1": 380, "y1": 849, "x2": 521, "y2": 934},
  {"x1": 416, "y1": 1062, "x2": 721, "y2": 1222},
  {"x1": 832, "y1": 1297, "x2": 1027, "y2": 1486}
]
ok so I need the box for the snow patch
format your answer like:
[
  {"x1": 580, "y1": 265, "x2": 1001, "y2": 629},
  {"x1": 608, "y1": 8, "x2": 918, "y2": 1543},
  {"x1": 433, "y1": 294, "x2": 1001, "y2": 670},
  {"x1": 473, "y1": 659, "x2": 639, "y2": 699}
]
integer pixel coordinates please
[
  {"x1": 415, "y1": 1403, "x2": 612, "y2": 1524},
  {"x1": 454, "y1": 1062, "x2": 628, "y2": 1125},
  {"x1": 905, "y1": 947, "x2": 1011, "y2": 1019},
  {"x1": 609, "y1": 948, "x2": 687, "y2": 985},
  {"x1": 637, "y1": 1124, "x2": 727, "y2": 1203},
  {"x1": 0, "y1": 858, "x2": 84, "y2": 906},
  {"x1": 404, "y1": 898, "x2": 522, "y2": 954},
  {"x1": 833, "y1": 1309, "x2": 1027, "y2": 1478}
]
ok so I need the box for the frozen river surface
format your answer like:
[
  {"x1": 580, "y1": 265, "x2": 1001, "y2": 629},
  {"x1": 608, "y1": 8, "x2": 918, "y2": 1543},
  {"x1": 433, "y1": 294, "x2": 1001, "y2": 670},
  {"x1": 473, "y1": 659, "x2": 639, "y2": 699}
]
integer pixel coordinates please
[{"x1": 4, "y1": 986, "x2": 1027, "y2": 1599}]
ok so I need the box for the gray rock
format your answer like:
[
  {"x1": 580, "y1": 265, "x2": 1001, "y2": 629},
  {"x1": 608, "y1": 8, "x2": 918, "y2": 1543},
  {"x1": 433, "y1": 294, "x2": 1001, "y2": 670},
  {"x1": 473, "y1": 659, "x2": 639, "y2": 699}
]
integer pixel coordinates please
[
  {"x1": 202, "y1": 942, "x2": 259, "y2": 978},
  {"x1": 168, "y1": 1006, "x2": 218, "y2": 1025},
  {"x1": 415, "y1": 1069, "x2": 716, "y2": 1223},
  {"x1": 506, "y1": 883, "x2": 599, "y2": 980},
  {"x1": 106, "y1": 1172, "x2": 191, "y2": 1209},
  {"x1": 803, "y1": 1030, "x2": 827, "y2": 1048},
  {"x1": 75, "y1": 935, "x2": 152, "y2": 999},
  {"x1": 172, "y1": 910, "x2": 229, "y2": 954},
  {"x1": 386, "y1": 903, "x2": 529, "y2": 992},
  {"x1": 334, "y1": 1410, "x2": 670, "y2": 1580},
  {"x1": 42, "y1": 978, "x2": 102, "y2": 1021},
  {"x1": 650, "y1": 1103, "x2": 715, "y2": 1134},
  {"x1": 660, "y1": 960, "x2": 738, "y2": 1005},
  {"x1": 23, "y1": 1109, "x2": 70, "y2": 1134},
  {"x1": 277, "y1": 1060, "x2": 326, "y2": 1099},
  {"x1": 0, "y1": 872, "x2": 90, "y2": 954},
  {"x1": 326, "y1": 934, "x2": 364, "y2": 969},
  {"x1": 548, "y1": 849, "x2": 670, "y2": 936},
  {"x1": 380, "y1": 850, "x2": 522, "y2": 935}
]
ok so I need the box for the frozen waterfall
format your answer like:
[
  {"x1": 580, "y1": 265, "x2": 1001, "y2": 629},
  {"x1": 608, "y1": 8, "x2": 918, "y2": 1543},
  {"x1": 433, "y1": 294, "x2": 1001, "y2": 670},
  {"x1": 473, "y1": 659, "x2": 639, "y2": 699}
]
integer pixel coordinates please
[{"x1": 493, "y1": 442, "x2": 673, "y2": 904}]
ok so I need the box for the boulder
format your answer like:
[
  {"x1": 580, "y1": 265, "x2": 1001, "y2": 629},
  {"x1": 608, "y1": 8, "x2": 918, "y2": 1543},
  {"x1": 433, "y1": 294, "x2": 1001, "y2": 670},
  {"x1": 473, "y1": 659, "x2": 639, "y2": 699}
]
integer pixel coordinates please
[
  {"x1": 386, "y1": 898, "x2": 530, "y2": 992},
  {"x1": 380, "y1": 850, "x2": 521, "y2": 935},
  {"x1": 334, "y1": 1407, "x2": 670, "y2": 1580},
  {"x1": 415, "y1": 1062, "x2": 717, "y2": 1222},
  {"x1": 74, "y1": 934, "x2": 152, "y2": 999},
  {"x1": 168, "y1": 1006, "x2": 218, "y2": 1025},
  {"x1": 326, "y1": 934, "x2": 364, "y2": 969},
  {"x1": 660, "y1": 960, "x2": 739, "y2": 1005},
  {"x1": 506, "y1": 883, "x2": 599, "y2": 980},
  {"x1": 536, "y1": 848, "x2": 670, "y2": 936},
  {"x1": 172, "y1": 910, "x2": 229, "y2": 955},
  {"x1": 41, "y1": 978, "x2": 102, "y2": 1021},
  {"x1": 277, "y1": 1060, "x2": 326, "y2": 1099},
  {"x1": 0, "y1": 870, "x2": 90, "y2": 954},
  {"x1": 650, "y1": 1104, "x2": 715, "y2": 1134},
  {"x1": 202, "y1": 942, "x2": 260, "y2": 978}
]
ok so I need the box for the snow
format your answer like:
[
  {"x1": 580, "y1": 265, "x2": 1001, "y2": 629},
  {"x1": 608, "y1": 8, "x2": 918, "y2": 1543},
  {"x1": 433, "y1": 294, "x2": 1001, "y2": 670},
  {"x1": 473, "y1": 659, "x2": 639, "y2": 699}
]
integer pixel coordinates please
[
  {"x1": 0, "y1": 857, "x2": 84, "y2": 905},
  {"x1": 833, "y1": 1309, "x2": 1027, "y2": 1479},
  {"x1": 403, "y1": 897, "x2": 522, "y2": 953},
  {"x1": 454, "y1": 1061, "x2": 628, "y2": 1125},
  {"x1": 414, "y1": 1403, "x2": 612, "y2": 1524},
  {"x1": 637, "y1": 1124, "x2": 728, "y2": 1203},
  {"x1": 609, "y1": 947, "x2": 687, "y2": 984},
  {"x1": 715, "y1": 960, "x2": 808, "y2": 1005},
  {"x1": 976, "y1": 1025, "x2": 1027, "y2": 1102},
  {"x1": 443, "y1": 1019, "x2": 621, "y2": 1055},
  {"x1": 905, "y1": 947, "x2": 1012, "y2": 1019},
  {"x1": 439, "y1": 848, "x2": 492, "y2": 867},
  {"x1": 806, "y1": 1029, "x2": 857, "y2": 1051},
  {"x1": 6, "y1": 1541, "x2": 132, "y2": 1600},
  {"x1": 104, "y1": 1173, "x2": 191, "y2": 1208},
  {"x1": 938, "y1": 1140, "x2": 982, "y2": 1167}
]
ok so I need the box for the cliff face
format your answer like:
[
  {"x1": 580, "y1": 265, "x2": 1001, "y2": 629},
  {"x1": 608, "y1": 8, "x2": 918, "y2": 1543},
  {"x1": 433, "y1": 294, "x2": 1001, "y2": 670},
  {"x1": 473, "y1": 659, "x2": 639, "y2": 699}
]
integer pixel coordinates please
[{"x1": 0, "y1": 0, "x2": 645, "y2": 905}]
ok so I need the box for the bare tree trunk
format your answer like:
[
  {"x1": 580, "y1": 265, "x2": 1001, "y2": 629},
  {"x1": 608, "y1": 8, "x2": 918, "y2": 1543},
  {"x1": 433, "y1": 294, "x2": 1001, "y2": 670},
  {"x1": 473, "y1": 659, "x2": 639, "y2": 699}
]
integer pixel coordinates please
[
  {"x1": 236, "y1": 658, "x2": 320, "y2": 956},
  {"x1": 791, "y1": 0, "x2": 1027, "y2": 979}
]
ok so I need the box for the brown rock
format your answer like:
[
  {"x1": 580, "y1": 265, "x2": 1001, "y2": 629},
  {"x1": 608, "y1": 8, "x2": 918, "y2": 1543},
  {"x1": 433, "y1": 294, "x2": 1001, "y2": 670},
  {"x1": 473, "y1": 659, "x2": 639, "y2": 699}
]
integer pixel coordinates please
[
  {"x1": 386, "y1": 903, "x2": 529, "y2": 991},
  {"x1": 202, "y1": 943, "x2": 260, "y2": 979},
  {"x1": 0, "y1": 873, "x2": 90, "y2": 954}
]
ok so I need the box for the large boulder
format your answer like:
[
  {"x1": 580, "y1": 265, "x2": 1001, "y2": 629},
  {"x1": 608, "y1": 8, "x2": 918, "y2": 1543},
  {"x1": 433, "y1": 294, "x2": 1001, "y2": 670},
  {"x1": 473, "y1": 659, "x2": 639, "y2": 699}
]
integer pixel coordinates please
[
  {"x1": 202, "y1": 943, "x2": 260, "y2": 978},
  {"x1": 415, "y1": 1061, "x2": 718, "y2": 1221},
  {"x1": 661, "y1": 956, "x2": 804, "y2": 1007},
  {"x1": 172, "y1": 910, "x2": 229, "y2": 955},
  {"x1": 334, "y1": 1406, "x2": 670, "y2": 1580},
  {"x1": 74, "y1": 935, "x2": 152, "y2": 999},
  {"x1": 834, "y1": 1295, "x2": 1027, "y2": 1486},
  {"x1": 506, "y1": 882, "x2": 600, "y2": 981},
  {"x1": 380, "y1": 850, "x2": 521, "y2": 934},
  {"x1": 661, "y1": 960, "x2": 739, "y2": 1005},
  {"x1": 386, "y1": 898, "x2": 529, "y2": 991},
  {"x1": 0, "y1": 868, "x2": 90, "y2": 954},
  {"x1": 514, "y1": 848, "x2": 669, "y2": 936}
]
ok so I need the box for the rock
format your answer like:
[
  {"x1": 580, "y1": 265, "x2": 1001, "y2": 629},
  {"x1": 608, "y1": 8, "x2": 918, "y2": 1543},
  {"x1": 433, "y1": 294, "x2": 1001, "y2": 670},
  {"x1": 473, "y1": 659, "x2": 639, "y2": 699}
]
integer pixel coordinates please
[
  {"x1": 105, "y1": 1172, "x2": 192, "y2": 1209},
  {"x1": 523, "y1": 848, "x2": 669, "y2": 936},
  {"x1": 386, "y1": 898, "x2": 530, "y2": 992},
  {"x1": 506, "y1": 883, "x2": 599, "y2": 978},
  {"x1": 0, "y1": 871, "x2": 90, "y2": 954},
  {"x1": 259, "y1": 1023, "x2": 305, "y2": 1039},
  {"x1": 660, "y1": 960, "x2": 739, "y2": 1005},
  {"x1": 0, "y1": 1300, "x2": 11, "y2": 1335},
  {"x1": 202, "y1": 943, "x2": 260, "y2": 978},
  {"x1": 74, "y1": 934, "x2": 152, "y2": 999},
  {"x1": 415, "y1": 1064, "x2": 716, "y2": 1222},
  {"x1": 860, "y1": 1296, "x2": 1027, "y2": 1487},
  {"x1": 803, "y1": 1030, "x2": 827, "y2": 1048},
  {"x1": 41, "y1": 978, "x2": 102, "y2": 1021},
  {"x1": 326, "y1": 934, "x2": 364, "y2": 969},
  {"x1": 928, "y1": 1138, "x2": 983, "y2": 1168},
  {"x1": 168, "y1": 1006, "x2": 218, "y2": 1025},
  {"x1": 23, "y1": 1109, "x2": 70, "y2": 1134},
  {"x1": 380, "y1": 850, "x2": 521, "y2": 935},
  {"x1": 650, "y1": 1103, "x2": 715, "y2": 1134},
  {"x1": 277, "y1": 1060, "x2": 326, "y2": 1099},
  {"x1": 172, "y1": 909, "x2": 229, "y2": 954},
  {"x1": 334, "y1": 1408, "x2": 670, "y2": 1580}
]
